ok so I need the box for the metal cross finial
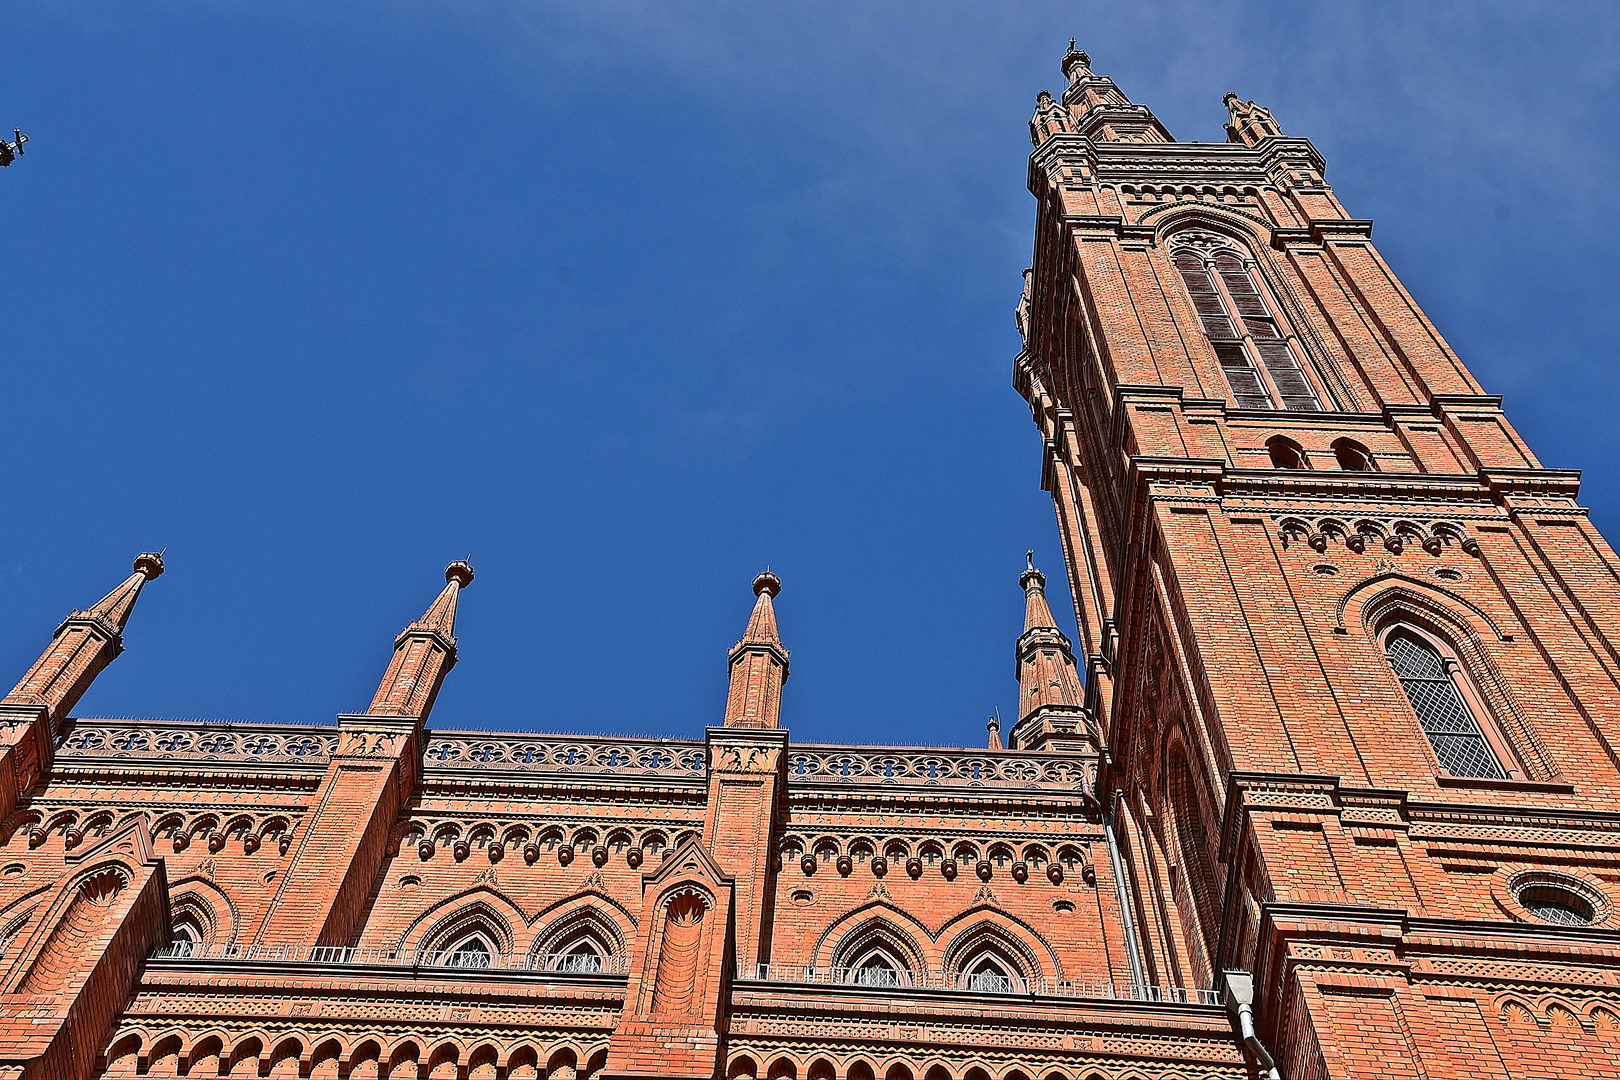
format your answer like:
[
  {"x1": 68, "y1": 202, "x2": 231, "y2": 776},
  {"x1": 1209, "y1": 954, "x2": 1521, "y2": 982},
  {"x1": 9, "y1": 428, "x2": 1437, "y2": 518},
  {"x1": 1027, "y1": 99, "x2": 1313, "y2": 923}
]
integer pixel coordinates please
[{"x1": 0, "y1": 129, "x2": 27, "y2": 167}]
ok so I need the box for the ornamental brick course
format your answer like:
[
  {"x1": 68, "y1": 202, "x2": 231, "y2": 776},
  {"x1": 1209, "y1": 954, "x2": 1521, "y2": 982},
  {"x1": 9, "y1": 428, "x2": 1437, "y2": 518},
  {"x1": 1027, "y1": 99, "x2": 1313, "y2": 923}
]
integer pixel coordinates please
[{"x1": 1, "y1": 42, "x2": 1616, "y2": 1080}]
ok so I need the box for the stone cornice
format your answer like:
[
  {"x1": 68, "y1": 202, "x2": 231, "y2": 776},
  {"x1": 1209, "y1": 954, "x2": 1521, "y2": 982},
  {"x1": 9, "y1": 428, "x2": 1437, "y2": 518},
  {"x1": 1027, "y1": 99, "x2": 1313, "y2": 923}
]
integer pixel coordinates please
[
  {"x1": 1482, "y1": 467, "x2": 1583, "y2": 498},
  {"x1": 391, "y1": 624, "x2": 457, "y2": 666},
  {"x1": 727, "y1": 638, "x2": 791, "y2": 671},
  {"x1": 51, "y1": 611, "x2": 123, "y2": 654},
  {"x1": 1218, "y1": 468, "x2": 1496, "y2": 504},
  {"x1": 1217, "y1": 771, "x2": 1620, "y2": 865}
]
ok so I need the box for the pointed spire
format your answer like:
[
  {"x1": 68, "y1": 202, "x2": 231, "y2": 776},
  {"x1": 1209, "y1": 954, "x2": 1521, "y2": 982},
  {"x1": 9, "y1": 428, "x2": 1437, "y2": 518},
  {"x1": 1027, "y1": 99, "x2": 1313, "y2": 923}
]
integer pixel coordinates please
[
  {"x1": 367, "y1": 561, "x2": 473, "y2": 719},
  {"x1": 419, "y1": 559, "x2": 473, "y2": 637},
  {"x1": 1010, "y1": 551, "x2": 1092, "y2": 752},
  {"x1": 4, "y1": 553, "x2": 164, "y2": 721},
  {"x1": 724, "y1": 572, "x2": 790, "y2": 729},
  {"x1": 742, "y1": 571, "x2": 782, "y2": 644},
  {"x1": 987, "y1": 716, "x2": 1003, "y2": 751},
  {"x1": 1021, "y1": 549, "x2": 1060, "y2": 635},
  {"x1": 83, "y1": 552, "x2": 165, "y2": 636}
]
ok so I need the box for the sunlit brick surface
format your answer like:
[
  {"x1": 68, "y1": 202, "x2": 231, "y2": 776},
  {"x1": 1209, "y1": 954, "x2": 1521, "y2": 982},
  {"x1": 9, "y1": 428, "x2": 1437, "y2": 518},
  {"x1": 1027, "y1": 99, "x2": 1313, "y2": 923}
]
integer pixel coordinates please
[{"x1": 1, "y1": 42, "x2": 1618, "y2": 1080}]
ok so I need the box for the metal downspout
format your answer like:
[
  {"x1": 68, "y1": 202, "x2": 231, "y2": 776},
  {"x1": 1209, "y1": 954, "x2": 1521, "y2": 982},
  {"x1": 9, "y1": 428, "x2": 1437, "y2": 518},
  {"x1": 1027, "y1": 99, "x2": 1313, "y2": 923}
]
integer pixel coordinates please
[{"x1": 1104, "y1": 792, "x2": 1148, "y2": 989}]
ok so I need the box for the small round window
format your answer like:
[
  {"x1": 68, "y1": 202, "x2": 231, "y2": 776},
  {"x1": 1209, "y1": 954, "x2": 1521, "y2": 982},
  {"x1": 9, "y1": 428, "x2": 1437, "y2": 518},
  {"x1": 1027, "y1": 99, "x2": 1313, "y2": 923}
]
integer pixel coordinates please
[{"x1": 1518, "y1": 884, "x2": 1596, "y2": 926}]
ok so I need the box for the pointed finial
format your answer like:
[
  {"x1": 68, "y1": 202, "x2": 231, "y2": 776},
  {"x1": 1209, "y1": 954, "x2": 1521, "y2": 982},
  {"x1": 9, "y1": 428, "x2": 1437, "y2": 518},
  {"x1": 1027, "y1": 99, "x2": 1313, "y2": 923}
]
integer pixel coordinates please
[
  {"x1": 753, "y1": 571, "x2": 781, "y2": 598},
  {"x1": 1061, "y1": 40, "x2": 1092, "y2": 83},
  {"x1": 134, "y1": 552, "x2": 164, "y2": 580},
  {"x1": 1021, "y1": 550, "x2": 1045, "y2": 591},
  {"x1": 445, "y1": 560, "x2": 474, "y2": 588},
  {"x1": 987, "y1": 715, "x2": 1003, "y2": 750}
]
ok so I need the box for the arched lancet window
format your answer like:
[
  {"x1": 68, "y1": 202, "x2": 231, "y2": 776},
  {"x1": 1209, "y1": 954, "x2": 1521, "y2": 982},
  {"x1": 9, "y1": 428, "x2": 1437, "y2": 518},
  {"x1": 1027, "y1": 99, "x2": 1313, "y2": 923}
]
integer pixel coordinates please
[
  {"x1": 170, "y1": 919, "x2": 201, "y2": 955},
  {"x1": 1333, "y1": 437, "x2": 1376, "y2": 472},
  {"x1": 850, "y1": 947, "x2": 906, "y2": 987},
  {"x1": 1174, "y1": 243, "x2": 1320, "y2": 412},
  {"x1": 963, "y1": 955, "x2": 1017, "y2": 994},
  {"x1": 554, "y1": 937, "x2": 605, "y2": 973},
  {"x1": 1384, "y1": 629, "x2": 1507, "y2": 779},
  {"x1": 440, "y1": 931, "x2": 496, "y2": 969},
  {"x1": 1267, "y1": 435, "x2": 1308, "y2": 470}
]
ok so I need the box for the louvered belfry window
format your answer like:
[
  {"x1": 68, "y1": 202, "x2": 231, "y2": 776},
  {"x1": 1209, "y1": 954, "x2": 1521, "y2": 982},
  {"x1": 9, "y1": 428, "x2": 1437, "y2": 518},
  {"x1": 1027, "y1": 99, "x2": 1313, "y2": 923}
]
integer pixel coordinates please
[
  {"x1": 1175, "y1": 248, "x2": 1320, "y2": 411},
  {"x1": 1385, "y1": 631, "x2": 1505, "y2": 779}
]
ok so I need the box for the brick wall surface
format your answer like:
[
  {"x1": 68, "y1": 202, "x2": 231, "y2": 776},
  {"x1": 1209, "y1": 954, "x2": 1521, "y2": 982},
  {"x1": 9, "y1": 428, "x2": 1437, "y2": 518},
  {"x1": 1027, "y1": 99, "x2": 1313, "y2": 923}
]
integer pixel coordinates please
[{"x1": 1, "y1": 41, "x2": 1617, "y2": 1080}]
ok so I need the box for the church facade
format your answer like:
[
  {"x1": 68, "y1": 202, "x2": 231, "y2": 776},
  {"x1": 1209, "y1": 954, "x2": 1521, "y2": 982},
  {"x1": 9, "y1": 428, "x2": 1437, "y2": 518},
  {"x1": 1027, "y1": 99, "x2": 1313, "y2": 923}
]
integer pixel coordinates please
[{"x1": 0, "y1": 44, "x2": 1617, "y2": 1080}]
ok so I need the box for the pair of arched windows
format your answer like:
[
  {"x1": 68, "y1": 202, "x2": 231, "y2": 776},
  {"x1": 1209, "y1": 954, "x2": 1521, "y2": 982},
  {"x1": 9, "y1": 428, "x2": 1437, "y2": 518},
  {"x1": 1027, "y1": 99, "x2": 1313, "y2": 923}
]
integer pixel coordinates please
[
  {"x1": 1174, "y1": 245, "x2": 1320, "y2": 412},
  {"x1": 1266, "y1": 435, "x2": 1376, "y2": 471},
  {"x1": 433, "y1": 929, "x2": 608, "y2": 971},
  {"x1": 842, "y1": 943, "x2": 1020, "y2": 992}
]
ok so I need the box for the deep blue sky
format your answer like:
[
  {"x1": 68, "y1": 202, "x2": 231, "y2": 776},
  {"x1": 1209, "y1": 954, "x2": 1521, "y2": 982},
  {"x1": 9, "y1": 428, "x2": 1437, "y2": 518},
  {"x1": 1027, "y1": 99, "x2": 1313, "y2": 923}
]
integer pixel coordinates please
[{"x1": 4, "y1": 4, "x2": 1617, "y2": 747}]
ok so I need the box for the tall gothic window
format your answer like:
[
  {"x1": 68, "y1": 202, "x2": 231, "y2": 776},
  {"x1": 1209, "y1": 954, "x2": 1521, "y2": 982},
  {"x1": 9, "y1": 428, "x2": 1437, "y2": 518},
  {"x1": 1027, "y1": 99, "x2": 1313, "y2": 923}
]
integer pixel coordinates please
[
  {"x1": 1174, "y1": 245, "x2": 1320, "y2": 411},
  {"x1": 1384, "y1": 630, "x2": 1505, "y2": 779}
]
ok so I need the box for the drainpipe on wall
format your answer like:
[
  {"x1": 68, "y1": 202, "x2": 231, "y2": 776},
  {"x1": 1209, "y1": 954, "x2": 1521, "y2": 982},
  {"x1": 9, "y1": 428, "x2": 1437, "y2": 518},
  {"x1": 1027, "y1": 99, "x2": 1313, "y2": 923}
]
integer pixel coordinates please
[
  {"x1": 1223, "y1": 969, "x2": 1283, "y2": 1080},
  {"x1": 1104, "y1": 790, "x2": 1148, "y2": 989}
]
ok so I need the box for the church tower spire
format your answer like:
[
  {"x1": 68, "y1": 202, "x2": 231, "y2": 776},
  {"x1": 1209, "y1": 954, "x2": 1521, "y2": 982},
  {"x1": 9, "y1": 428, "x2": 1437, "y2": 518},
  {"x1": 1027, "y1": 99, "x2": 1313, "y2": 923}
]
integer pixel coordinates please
[
  {"x1": 1008, "y1": 551, "x2": 1093, "y2": 753},
  {"x1": 723, "y1": 572, "x2": 789, "y2": 729},
  {"x1": 367, "y1": 560, "x2": 473, "y2": 719}
]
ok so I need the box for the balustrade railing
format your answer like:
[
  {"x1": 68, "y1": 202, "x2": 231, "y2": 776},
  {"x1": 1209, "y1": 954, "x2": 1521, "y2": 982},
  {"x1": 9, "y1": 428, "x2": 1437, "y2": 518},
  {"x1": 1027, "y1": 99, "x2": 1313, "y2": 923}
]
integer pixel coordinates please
[
  {"x1": 150, "y1": 942, "x2": 630, "y2": 975},
  {"x1": 59, "y1": 722, "x2": 336, "y2": 765},
  {"x1": 734, "y1": 964, "x2": 1220, "y2": 1005},
  {"x1": 422, "y1": 735, "x2": 707, "y2": 777}
]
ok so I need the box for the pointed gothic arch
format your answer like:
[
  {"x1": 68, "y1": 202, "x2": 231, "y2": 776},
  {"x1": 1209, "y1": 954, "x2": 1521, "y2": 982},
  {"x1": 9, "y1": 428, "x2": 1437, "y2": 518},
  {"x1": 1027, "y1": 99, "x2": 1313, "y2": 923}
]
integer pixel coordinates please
[
  {"x1": 168, "y1": 877, "x2": 238, "y2": 949},
  {"x1": 814, "y1": 903, "x2": 936, "y2": 975},
  {"x1": 1164, "y1": 222, "x2": 1325, "y2": 412},
  {"x1": 531, "y1": 900, "x2": 630, "y2": 971},
  {"x1": 398, "y1": 889, "x2": 521, "y2": 960},
  {"x1": 938, "y1": 913, "x2": 1055, "y2": 986},
  {"x1": 1347, "y1": 579, "x2": 1552, "y2": 779}
]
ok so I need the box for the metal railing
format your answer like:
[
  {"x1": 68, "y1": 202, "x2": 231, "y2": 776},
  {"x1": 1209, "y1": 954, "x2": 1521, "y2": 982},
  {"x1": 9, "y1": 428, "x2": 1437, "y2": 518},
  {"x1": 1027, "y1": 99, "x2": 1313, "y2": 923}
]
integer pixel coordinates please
[
  {"x1": 150, "y1": 942, "x2": 630, "y2": 975},
  {"x1": 735, "y1": 964, "x2": 1220, "y2": 1005}
]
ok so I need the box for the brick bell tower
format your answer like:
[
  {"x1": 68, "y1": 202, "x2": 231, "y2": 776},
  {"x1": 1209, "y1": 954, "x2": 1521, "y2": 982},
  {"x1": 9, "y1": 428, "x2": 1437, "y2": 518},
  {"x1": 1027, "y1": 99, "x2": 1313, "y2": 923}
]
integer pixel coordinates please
[{"x1": 1017, "y1": 42, "x2": 1620, "y2": 1080}]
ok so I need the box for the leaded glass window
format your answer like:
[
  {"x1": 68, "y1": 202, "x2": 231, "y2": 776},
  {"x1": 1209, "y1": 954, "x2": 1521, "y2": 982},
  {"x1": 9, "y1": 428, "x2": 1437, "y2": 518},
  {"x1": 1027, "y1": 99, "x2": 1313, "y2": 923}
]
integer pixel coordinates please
[
  {"x1": 1385, "y1": 632, "x2": 1504, "y2": 779},
  {"x1": 1519, "y1": 885, "x2": 1595, "y2": 926}
]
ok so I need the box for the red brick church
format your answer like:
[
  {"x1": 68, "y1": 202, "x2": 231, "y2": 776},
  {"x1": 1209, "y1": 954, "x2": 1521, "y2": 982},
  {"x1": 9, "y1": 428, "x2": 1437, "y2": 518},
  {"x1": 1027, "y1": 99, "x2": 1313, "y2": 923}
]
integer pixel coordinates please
[{"x1": 3, "y1": 43, "x2": 1617, "y2": 1079}]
